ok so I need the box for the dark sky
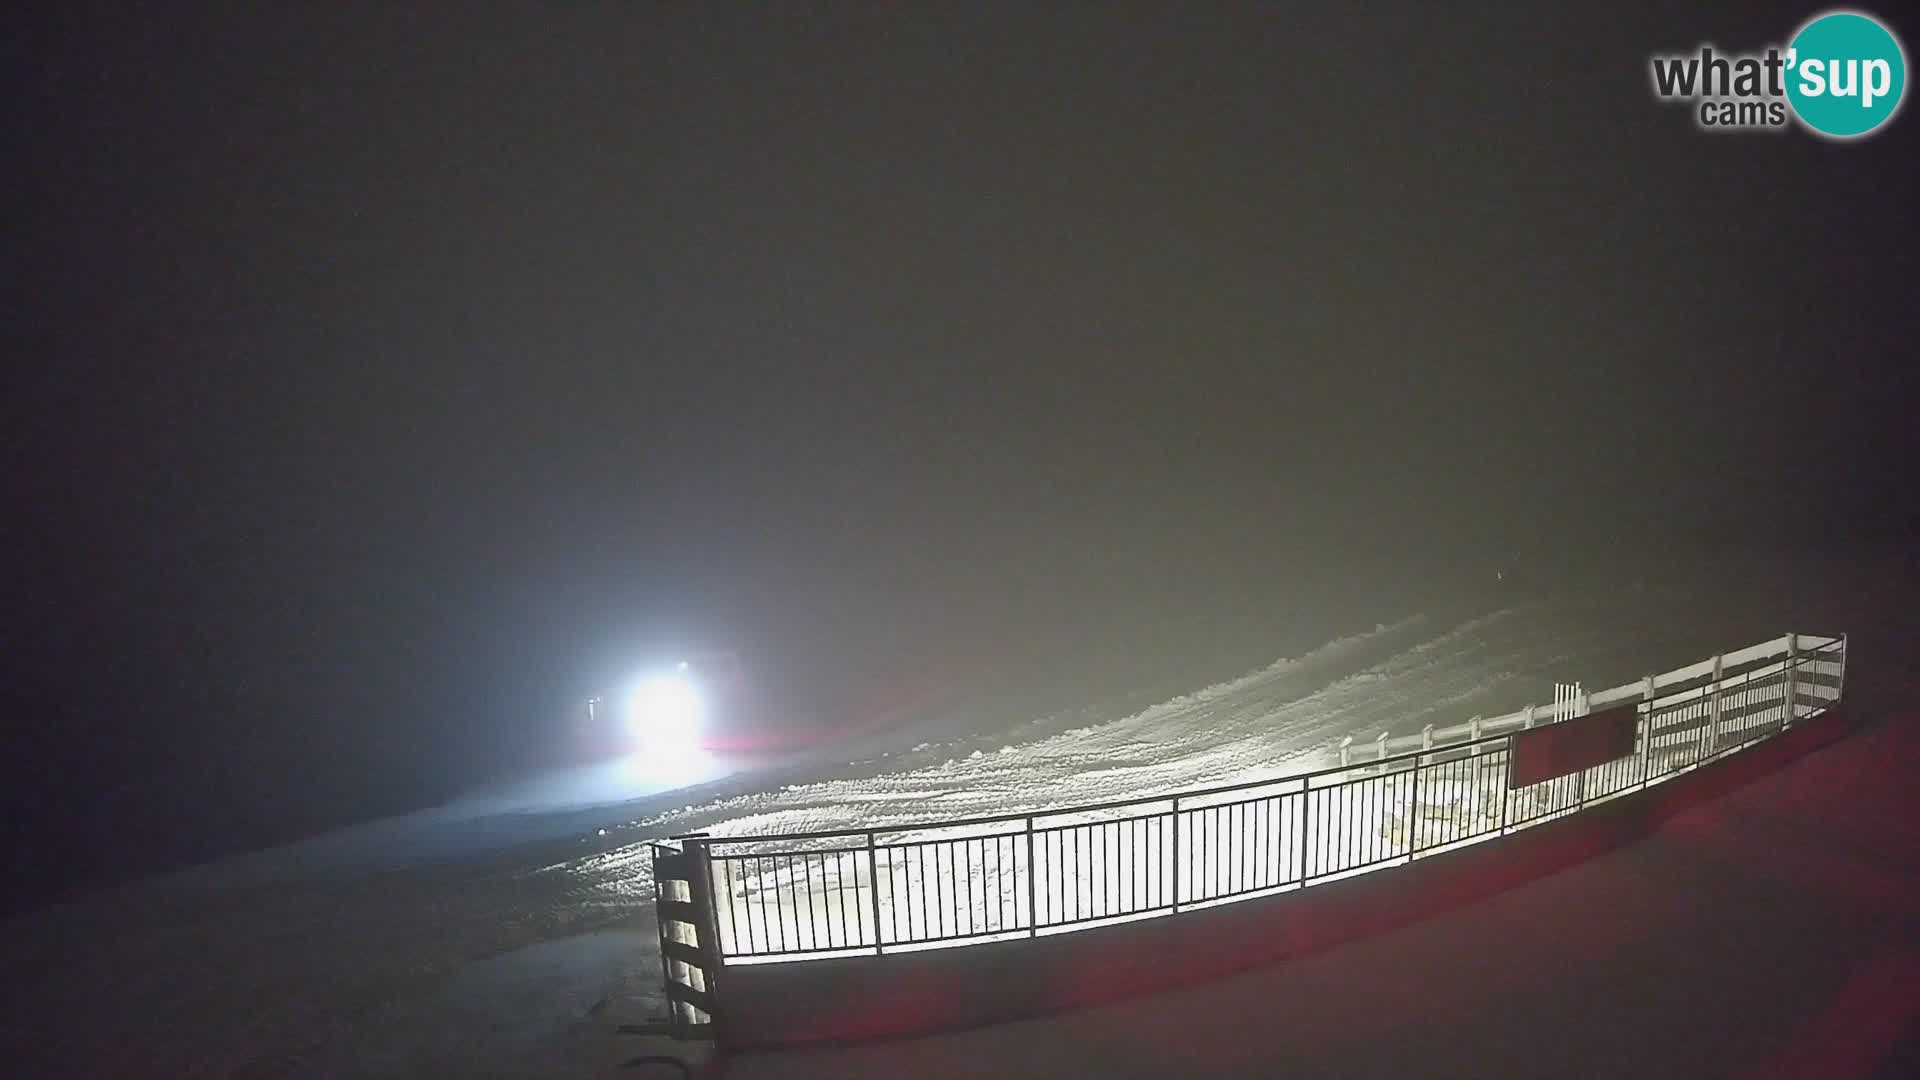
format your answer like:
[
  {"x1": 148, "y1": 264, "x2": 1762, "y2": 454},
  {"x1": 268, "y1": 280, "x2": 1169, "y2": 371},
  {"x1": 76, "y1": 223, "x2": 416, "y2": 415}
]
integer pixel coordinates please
[{"x1": 5, "y1": 2, "x2": 1916, "y2": 908}]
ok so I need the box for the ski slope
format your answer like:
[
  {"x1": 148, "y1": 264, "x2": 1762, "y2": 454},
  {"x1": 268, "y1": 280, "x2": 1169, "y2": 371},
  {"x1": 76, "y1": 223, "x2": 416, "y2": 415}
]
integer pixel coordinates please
[{"x1": 0, "y1": 577, "x2": 1865, "y2": 1076}]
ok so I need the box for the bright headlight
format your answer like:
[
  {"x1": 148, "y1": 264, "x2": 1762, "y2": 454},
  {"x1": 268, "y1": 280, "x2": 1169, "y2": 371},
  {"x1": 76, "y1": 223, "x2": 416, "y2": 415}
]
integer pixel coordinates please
[{"x1": 627, "y1": 673, "x2": 704, "y2": 750}]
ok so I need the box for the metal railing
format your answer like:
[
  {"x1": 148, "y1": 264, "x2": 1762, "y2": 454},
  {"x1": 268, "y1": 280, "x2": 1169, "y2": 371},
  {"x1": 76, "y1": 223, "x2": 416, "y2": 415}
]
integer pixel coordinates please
[{"x1": 684, "y1": 633, "x2": 1845, "y2": 963}]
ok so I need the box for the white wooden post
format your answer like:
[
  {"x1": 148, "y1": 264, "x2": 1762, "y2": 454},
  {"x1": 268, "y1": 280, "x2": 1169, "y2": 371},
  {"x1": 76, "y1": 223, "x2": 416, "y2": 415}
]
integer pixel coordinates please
[
  {"x1": 1564, "y1": 682, "x2": 1588, "y2": 804},
  {"x1": 1339, "y1": 735, "x2": 1353, "y2": 767},
  {"x1": 1375, "y1": 731, "x2": 1390, "y2": 767},
  {"x1": 1466, "y1": 715, "x2": 1483, "y2": 789},
  {"x1": 1706, "y1": 654, "x2": 1724, "y2": 752},
  {"x1": 1522, "y1": 703, "x2": 1536, "y2": 729},
  {"x1": 1640, "y1": 675, "x2": 1656, "y2": 776},
  {"x1": 1782, "y1": 633, "x2": 1797, "y2": 728},
  {"x1": 1839, "y1": 633, "x2": 1849, "y2": 702},
  {"x1": 1421, "y1": 723, "x2": 1435, "y2": 751}
]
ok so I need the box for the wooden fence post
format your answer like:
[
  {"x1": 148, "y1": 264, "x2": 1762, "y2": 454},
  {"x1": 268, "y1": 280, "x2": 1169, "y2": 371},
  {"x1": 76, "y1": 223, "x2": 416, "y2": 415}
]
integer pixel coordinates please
[
  {"x1": 1782, "y1": 633, "x2": 1798, "y2": 728},
  {"x1": 1706, "y1": 654, "x2": 1724, "y2": 752},
  {"x1": 1640, "y1": 675, "x2": 1656, "y2": 781}
]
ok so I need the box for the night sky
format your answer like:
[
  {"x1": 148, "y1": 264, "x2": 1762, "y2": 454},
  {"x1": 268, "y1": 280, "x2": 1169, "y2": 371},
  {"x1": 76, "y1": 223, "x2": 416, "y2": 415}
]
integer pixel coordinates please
[{"x1": 5, "y1": 2, "x2": 1916, "y2": 910}]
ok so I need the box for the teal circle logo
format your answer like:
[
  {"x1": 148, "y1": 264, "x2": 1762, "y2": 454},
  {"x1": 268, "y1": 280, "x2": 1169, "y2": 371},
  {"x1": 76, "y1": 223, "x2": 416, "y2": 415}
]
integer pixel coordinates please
[{"x1": 1786, "y1": 10, "x2": 1907, "y2": 138}]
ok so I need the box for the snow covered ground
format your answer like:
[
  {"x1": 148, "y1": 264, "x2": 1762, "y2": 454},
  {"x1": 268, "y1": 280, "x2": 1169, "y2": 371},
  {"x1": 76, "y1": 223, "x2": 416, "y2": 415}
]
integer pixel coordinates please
[{"x1": 0, "y1": 567, "x2": 1891, "y2": 1077}]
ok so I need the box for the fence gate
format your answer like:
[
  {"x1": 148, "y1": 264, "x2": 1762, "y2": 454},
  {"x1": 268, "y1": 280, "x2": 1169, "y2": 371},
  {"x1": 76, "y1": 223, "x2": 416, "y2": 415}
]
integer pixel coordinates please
[{"x1": 650, "y1": 836, "x2": 721, "y2": 1039}]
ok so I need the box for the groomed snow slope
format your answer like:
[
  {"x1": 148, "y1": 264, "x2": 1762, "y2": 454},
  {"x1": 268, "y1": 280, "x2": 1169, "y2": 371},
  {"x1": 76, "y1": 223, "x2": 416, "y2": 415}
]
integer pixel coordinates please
[{"x1": 1, "y1": 574, "x2": 1872, "y2": 1077}]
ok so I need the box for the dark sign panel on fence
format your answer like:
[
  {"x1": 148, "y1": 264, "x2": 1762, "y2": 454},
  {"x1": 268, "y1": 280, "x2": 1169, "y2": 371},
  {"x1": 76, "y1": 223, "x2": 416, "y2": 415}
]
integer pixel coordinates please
[{"x1": 1508, "y1": 704, "x2": 1639, "y2": 788}]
